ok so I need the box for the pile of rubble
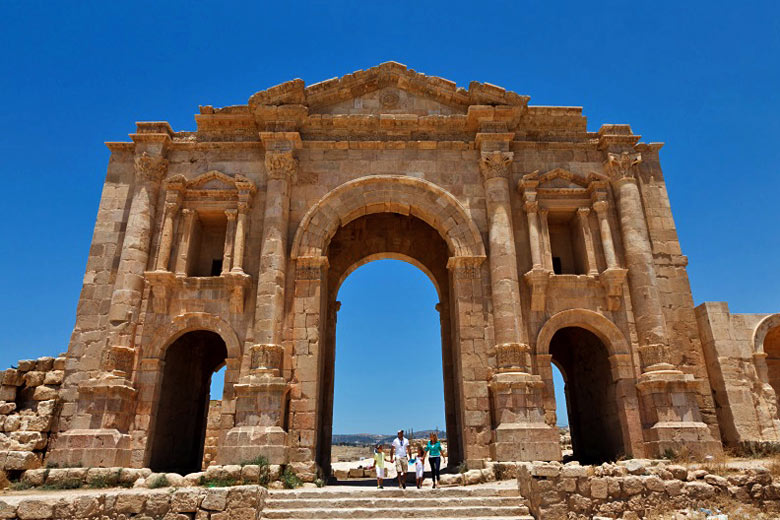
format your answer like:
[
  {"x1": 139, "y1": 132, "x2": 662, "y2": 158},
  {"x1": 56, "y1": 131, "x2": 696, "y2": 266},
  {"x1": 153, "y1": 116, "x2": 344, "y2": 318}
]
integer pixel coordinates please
[
  {"x1": 518, "y1": 459, "x2": 780, "y2": 519},
  {"x1": 0, "y1": 355, "x2": 65, "y2": 474}
]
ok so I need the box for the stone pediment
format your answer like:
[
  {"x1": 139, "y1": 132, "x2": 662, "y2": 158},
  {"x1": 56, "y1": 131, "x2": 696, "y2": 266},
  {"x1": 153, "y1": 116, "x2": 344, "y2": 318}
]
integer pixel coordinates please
[
  {"x1": 186, "y1": 171, "x2": 255, "y2": 192},
  {"x1": 246, "y1": 62, "x2": 529, "y2": 113},
  {"x1": 520, "y1": 168, "x2": 609, "y2": 193}
]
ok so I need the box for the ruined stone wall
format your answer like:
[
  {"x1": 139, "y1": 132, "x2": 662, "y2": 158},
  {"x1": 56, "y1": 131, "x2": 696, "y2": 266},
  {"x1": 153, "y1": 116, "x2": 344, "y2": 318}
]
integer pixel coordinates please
[
  {"x1": 695, "y1": 302, "x2": 780, "y2": 445},
  {"x1": 203, "y1": 400, "x2": 222, "y2": 469},
  {"x1": 0, "y1": 355, "x2": 66, "y2": 473}
]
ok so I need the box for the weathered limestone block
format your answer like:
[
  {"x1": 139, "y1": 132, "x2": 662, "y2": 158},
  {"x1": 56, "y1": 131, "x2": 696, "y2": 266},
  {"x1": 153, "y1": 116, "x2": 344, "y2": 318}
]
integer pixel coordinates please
[
  {"x1": 201, "y1": 487, "x2": 229, "y2": 511},
  {"x1": 42, "y1": 371, "x2": 63, "y2": 386},
  {"x1": 31, "y1": 386, "x2": 58, "y2": 402},
  {"x1": 3, "y1": 450, "x2": 40, "y2": 470},
  {"x1": 171, "y1": 488, "x2": 201, "y2": 512},
  {"x1": 0, "y1": 403, "x2": 16, "y2": 415},
  {"x1": 1, "y1": 370, "x2": 20, "y2": 387},
  {"x1": 17, "y1": 361, "x2": 35, "y2": 372},
  {"x1": 144, "y1": 492, "x2": 172, "y2": 516},
  {"x1": 34, "y1": 358, "x2": 54, "y2": 372},
  {"x1": 16, "y1": 499, "x2": 53, "y2": 520}
]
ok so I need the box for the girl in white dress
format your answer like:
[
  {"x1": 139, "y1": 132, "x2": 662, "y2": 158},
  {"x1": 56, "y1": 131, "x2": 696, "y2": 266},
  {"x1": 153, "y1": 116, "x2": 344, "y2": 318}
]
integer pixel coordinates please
[{"x1": 413, "y1": 446, "x2": 426, "y2": 488}]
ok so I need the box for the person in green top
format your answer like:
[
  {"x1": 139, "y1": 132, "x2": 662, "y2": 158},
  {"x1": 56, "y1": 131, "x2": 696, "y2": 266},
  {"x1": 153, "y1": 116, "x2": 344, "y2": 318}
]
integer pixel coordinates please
[
  {"x1": 424, "y1": 433, "x2": 444, "y2": 488},
  {"x1": 370, "y1": 444, "x2": 390, "y2": 489}
]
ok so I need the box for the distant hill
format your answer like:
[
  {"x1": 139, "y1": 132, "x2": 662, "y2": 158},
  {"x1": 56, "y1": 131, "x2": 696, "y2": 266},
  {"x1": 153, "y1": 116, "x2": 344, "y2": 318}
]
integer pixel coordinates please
[{"x1": 332, "y1": 429, "x2": 446, "y2": 446}]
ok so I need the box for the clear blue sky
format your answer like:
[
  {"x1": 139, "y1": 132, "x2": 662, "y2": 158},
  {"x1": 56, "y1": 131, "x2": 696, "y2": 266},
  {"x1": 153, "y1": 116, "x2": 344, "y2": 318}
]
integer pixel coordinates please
[{"x1": 1, "y1": 1, "x2": 778, "y2": 432}]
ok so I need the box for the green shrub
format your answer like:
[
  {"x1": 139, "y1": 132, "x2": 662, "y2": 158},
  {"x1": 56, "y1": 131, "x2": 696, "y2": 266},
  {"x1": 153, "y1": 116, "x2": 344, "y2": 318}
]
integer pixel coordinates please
[
  {"x1": 281, "y1": 466, "x2": 302, "y2": 489},
  {"x1": 241, "y1": 455, "x2": 269, "y2": 467},
  {"x1": 147, "y1": 475, "x2": 170, "y2": 489},
  {"x1": 198, "y1": 476, "x2": 239, "y2": 488},
  {"x1": 41, "y1": 478, "x2": 82, "y2": 491}
]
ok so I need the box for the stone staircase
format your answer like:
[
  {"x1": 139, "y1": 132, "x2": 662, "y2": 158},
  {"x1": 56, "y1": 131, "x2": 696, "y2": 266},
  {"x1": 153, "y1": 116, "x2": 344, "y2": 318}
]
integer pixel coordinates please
[{"x1": 261, "y1": 484, "x2": 534, "y2": 519}]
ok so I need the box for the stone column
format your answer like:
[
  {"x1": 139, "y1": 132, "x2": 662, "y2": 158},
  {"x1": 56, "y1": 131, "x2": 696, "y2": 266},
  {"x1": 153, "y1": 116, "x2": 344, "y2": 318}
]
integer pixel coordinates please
[
  {"x1": 577, "y1": 208, "x2": 599, "y2": 276},
  {"x1": 223, "y1": 134, "x2": 300, "y2": 467},
  {"x1": 525, "y1": 201, "x2": 543, "y2": 270},
  {"x1": 221, "y1": 209, "x2": 237, "y2": 275},
  {"x1": 477, "y1": 137, "x2": 559, "y2": 463},
  {"x1": 593, "y1": 200, "x2": 618, "y2": 270},
  {"x1": 231, "y1": 204, "x2": 249, "y2": 274},
  {"x1": 539, "y1": 208, "x2": 553, "y2": 271},
  {"x1": 174, "y1": 209, "x2": 198, "y2": 277},
  {"x1": 607, "y1": 152, "x2": 671, "y2": 373},
  {"x1": 154, "y1": 201, "x2": 179, "y2": 272},
  {"x1": 479, "y1": 150, "x2": 527, "y2": 353},
  {"x1": 606, "y1": 151, "x2": 720, "y2": 458}
]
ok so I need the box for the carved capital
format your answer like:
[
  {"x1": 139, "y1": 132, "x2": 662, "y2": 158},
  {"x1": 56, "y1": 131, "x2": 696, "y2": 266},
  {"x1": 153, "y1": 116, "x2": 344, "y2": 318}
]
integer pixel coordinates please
[
  {"x1": 265, "y1": 150, "x2": 298, "y2": 182},
  {"x1": 225, "y1": 209, "x2": 238, "y2": 221},
  {"x1": 523, "y1": 267, "x2": 551, "y2": 312},
  {"x1": 479, "y1": 151, "x2": 514, "y2": 181},
  {"x1": 577, "y1": 207, "x2": 591, "y2": 220},
  {"x1": 600, "y1": 267, "x2": 628, "y2": 311},
  {"x1": 638, "y1": 343, "x2": 674, "y2": 373},
  {"x1": 164, "y1": 201, "x2": 179, "y2": 213},
  {"x1": 295, "y1": 255, "x2": 329, "y2": 280},
  {"x1": 592, "y1": 200, "x2": 609, "y2": 216},
  {"x1": 604, "y1": 152, "x2": 642, "y2": 181},
  {"x1": 524, "y1": 200, "x2": 539, "y2": 214},
  {"x1": 446, "y1": 255, "x2": 486, "y2": 279},
  {"x1": 134, "y1": 152, "x2": 168, "y2": 183}
]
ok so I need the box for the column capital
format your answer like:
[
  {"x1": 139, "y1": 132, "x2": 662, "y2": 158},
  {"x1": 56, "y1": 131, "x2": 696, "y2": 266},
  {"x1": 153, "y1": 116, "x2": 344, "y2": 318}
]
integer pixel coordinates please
[
  {"x1": 134, "y1": 152, "x2": 169, "y2": 184},
  {"x1": 524, "y1": 200, "x2": 539, "y2": 214},
  {"x1": 479, "y1": 151, "x2": 514, "y2": 181},
  {"x1": 592, "y1": 200, "x2": 609, "y2": 215},
  {"x1": 577, "y1": 207, "x2": 591, "y2": 219},
  {"x1": 164, "y1": 201, "x2": 179, "y2": 213},
  {"x1": 265, "y1": 150, "x2": 298, "y2": 182},
  {"x1": 604, "y1": 151, "x2": 642, "y2": 182},
  {"x1": 225, "y1": 208, "x2": 238, "y2": 220}
]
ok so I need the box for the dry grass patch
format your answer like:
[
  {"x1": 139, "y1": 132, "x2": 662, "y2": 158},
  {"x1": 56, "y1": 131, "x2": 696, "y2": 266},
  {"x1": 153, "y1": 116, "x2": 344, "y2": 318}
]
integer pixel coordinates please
[{"x1": 647, "y1": 495, "x2": 775, "y2": 520}]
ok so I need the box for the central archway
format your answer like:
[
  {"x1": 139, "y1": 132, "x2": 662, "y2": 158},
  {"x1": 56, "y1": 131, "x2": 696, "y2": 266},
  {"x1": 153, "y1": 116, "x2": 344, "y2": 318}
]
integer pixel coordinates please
[{"x1": 317, "y1": 212, "x2": 461, "y2": 472}]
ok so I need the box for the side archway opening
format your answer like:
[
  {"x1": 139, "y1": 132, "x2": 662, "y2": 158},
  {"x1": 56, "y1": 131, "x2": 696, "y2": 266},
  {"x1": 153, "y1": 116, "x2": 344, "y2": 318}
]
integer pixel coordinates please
[
  {"x1": 549, "y1": 327, "x2": 624, "y2": 464},
  {"x1": 148, "y1": 330, "x2": 227, "y2": 474}
]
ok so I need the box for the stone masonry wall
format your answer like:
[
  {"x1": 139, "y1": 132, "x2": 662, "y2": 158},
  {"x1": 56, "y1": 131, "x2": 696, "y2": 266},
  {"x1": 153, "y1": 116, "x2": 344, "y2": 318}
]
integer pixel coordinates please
[
  {"x1": 0, "y1": 355, "x2": 66, "y2": 473},
  {"x1": 518, "y1": 459, "x2": 780, "y2": 519}
]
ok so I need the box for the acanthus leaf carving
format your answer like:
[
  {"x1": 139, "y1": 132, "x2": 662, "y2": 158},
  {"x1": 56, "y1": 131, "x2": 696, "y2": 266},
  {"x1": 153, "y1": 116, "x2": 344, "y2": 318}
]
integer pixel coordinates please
[
  {"x1": 605, "y1": 151, "x2": 642, "y2": 181},
  {"x1": 134, "y1": 152, "x2": 169, "y2": 183},
  {"x1": 479, "y1": 151, "x2": 514, "y2": 181},
  {"x1": 265, "y1": 150, "x2": 298, "y2": 182}
]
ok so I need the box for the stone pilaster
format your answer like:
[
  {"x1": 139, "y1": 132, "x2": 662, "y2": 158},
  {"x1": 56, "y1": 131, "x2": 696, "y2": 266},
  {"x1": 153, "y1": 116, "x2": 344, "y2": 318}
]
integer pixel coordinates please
[
  {"x1": 606, "y1": 151, "x2": 720, "y2": 457},
  {"x1": 539, "y1": 208, "x2": 553, "y2": 271},
  {"x1": 477, "y1": 134, "x2": 559, "y2": 462},
  {"x1": 221, "y1": 209, "x2": 237, "y2": 275}
]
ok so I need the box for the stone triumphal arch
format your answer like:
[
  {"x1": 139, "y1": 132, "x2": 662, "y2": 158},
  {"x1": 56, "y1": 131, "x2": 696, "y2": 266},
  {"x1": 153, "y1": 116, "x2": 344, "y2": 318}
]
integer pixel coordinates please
[{"x1": 29, "y1": 62, "x2": 780, "y2": 479}]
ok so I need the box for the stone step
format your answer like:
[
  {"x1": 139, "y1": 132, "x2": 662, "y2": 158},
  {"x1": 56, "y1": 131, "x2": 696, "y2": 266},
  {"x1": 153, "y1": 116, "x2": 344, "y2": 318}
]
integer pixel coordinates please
[
  {"x1": 268, "y1": 487, "x2": 519, "y2": 499},
  {"x1": 262, "y1": 518, "x2": 534, "y2": 520},
  {"x1": 266, "y1": 496, "x2": 527, "y2": 509},
  {"x1": 262, "y1": 506, "x2": 530, "y2": 519}
]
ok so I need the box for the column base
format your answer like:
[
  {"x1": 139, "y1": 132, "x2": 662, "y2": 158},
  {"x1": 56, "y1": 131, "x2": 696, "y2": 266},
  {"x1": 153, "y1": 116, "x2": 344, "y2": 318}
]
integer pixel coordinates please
[
  {"x1": 46, "y1": 428, "x2": 133, "y2": 468},
  {"x1": 218, "y1": 425, "x2": 288, "y2": 465},
  {"x1": 494, "y1": 422, "x2": 562, "y2": 462},
  {"x1": 490, "y1": 371, "x2": 562, "y2": 462},
  {"x1": 637, "y1": 370, "x2": 723, "y2": 458}
]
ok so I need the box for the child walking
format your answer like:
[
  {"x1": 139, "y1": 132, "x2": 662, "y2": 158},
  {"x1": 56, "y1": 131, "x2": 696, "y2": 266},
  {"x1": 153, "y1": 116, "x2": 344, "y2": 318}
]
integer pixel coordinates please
[
  {"x1": 413, "y1": 446, "x2": 426, "y2": 488},
  {"x1": 371, "y1": 444, "x2": 390, "y2": 489}
]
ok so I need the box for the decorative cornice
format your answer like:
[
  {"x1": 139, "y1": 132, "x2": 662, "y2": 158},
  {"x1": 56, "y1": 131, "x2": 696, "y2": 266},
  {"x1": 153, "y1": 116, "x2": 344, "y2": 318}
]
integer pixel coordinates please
[{"x1": 479, "y1": 151, "x2": 514, "y2": 181}]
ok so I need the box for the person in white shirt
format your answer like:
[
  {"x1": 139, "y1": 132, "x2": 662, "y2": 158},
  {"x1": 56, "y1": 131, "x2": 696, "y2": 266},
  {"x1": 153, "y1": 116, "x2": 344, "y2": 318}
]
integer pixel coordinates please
[{"x1": 389, "y1": 429, "x2": 410, "y2": 489}]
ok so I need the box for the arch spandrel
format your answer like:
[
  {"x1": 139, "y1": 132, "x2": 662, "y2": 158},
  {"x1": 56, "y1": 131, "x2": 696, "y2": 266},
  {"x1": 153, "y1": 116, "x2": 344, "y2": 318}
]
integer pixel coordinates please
[{"x1": 290, "y1": 175, "x2": 486, "y2": 261}]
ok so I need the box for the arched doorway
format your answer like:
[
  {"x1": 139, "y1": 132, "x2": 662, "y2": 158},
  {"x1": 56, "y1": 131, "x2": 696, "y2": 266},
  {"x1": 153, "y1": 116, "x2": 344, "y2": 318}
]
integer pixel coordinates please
[
  {"x1": 316, "y1": 212, "x2": 462, "y2": 473},
  {"x1": 763, "y1": 325, "x2": 780, "y2": 411},
  {"x1": 549, "y1": 327, "x2": 624, "y2": 464},
  {"x1": 148, "y1": 330, "x2": 227, "y2": 474}
]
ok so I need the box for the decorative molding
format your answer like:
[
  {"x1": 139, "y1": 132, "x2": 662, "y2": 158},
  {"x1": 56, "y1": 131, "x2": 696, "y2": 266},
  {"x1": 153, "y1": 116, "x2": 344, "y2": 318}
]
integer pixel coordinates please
[{"x1": 446, "y1": 255, "x2": 487, "y2": 279}]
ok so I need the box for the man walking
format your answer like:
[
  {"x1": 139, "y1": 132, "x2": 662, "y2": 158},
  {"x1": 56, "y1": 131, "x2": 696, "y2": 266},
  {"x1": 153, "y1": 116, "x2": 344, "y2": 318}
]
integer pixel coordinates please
[{"x1": 390, "y1": 429, "x2": 410, "y2": 489}]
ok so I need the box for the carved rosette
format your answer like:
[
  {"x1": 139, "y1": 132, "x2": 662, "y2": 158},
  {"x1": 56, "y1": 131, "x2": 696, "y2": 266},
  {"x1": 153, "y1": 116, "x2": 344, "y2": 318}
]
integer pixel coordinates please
[
  {"x1": 265, "y1": 150, "x2": 298, "y2": 182},
  {"x1": 249, "y1": 343, "x2": 284, "y2": 377},
  {"x1": 479, "y1": 151, "x2": 514, "y2": 181},
  {"x1": 134, "y1": 152, "x2": 169, "y2": 184},
  {"x1": 495, "y1": 342, "x2": 531, "y2": 373},
  {"x1": 604, "y1": 152, "x2": 642, "y2": 183}
]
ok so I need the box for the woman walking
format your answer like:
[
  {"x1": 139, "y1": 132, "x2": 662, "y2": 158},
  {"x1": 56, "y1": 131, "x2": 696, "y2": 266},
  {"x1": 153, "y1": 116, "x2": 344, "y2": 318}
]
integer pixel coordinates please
[{"x1": 424, "y1": 432, "x2": 443, "y2": 488}]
